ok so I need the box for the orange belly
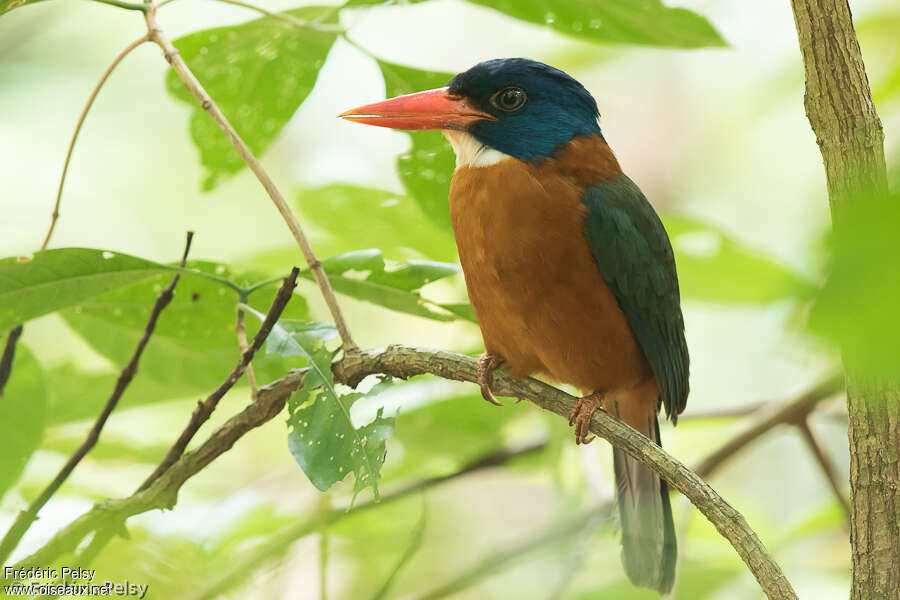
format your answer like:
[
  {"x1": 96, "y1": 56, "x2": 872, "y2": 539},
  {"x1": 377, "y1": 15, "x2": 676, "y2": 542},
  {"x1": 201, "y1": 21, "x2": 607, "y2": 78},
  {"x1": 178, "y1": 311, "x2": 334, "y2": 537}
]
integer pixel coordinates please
[{"x1": 449, "y1": 140, "x2": 652, "y2": 394}]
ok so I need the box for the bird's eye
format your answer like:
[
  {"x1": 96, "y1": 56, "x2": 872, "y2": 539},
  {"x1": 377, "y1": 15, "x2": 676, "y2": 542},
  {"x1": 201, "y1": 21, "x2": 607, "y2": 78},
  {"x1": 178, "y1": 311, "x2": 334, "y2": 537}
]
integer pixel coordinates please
[{"x1": 491, "y1": 87, "x2": 527, "y2": 112}]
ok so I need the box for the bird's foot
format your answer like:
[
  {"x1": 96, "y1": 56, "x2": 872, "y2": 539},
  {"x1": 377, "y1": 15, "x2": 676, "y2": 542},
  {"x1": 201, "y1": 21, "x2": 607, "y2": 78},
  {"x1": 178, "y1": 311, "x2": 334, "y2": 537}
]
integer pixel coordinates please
[
  {"x1": 477, "y1": 352, "x2": 505, "y2": 406},
  {"x1": 569, "y1": 392, "x2": 605, "y2": 444}
]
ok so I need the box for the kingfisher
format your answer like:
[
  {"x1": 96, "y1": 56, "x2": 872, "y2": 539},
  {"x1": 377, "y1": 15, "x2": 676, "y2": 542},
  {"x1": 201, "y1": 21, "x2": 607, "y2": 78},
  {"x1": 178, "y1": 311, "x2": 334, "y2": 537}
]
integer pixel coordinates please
[{"x1": 341, "y1": 58, "x2": 688, "y2": 594}]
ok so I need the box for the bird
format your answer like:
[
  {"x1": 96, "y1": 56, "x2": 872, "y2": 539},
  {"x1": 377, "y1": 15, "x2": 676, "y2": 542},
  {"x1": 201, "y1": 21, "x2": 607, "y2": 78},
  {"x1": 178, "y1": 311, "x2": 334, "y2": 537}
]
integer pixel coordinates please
[{"x1": 340, "y1": 58, "x2": 689, "y2": 594}]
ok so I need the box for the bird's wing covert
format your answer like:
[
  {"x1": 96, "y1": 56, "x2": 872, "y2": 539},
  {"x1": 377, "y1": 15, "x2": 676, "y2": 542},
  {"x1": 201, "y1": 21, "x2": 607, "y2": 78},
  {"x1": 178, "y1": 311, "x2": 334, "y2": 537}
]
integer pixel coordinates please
[{"x1": 581, "y1": 175, "x2": 689, "y2": 420}]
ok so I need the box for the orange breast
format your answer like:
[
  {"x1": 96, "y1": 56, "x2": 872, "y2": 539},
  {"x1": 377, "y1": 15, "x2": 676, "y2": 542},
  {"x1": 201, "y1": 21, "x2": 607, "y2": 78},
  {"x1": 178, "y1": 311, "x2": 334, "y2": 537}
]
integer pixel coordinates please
[{"x1": 449, "y1": 136, "x2": 651, "y2": 393}]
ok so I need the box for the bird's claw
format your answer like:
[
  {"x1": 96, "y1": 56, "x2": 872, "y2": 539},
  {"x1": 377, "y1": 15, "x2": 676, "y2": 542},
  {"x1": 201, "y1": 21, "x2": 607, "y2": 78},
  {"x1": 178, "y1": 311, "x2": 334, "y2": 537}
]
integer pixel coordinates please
[
  {"x1": 477, "y1": 353, "x2": 505, "y2": 406},
  {"x1": 569, "y1": 393, "x2": 604, "y2": 444}
]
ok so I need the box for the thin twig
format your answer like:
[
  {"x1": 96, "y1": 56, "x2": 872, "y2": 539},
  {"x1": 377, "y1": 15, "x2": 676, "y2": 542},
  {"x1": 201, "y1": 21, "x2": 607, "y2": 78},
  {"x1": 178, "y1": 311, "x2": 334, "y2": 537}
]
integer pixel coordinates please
[
  {"x1": 205, "y1": 0, "x2": 345, "y2": 33},
  {"x1": 189, "y1": 442, "x2": 546, "y2": 600},
  {"x1": 43, "y1": 34, "x2": 149, "y2": 251},
  {"x1": 693, "y1": 374, "x2": 844, "y2": 478},
  {"x1": 143, "y1": 5, "x2": 357, "y2": 353},
  {"x1": 411, "y1": 506, "x2": 611, "y2": 600},
  {"x1": 8, "y1": 364, "x2": 310, "y2": 578},
  {"x1": 0, "y1": 232, "x2": 194, "y2": 566},
  {"x1": 369, "y1": 496, "x2": 427, "y2": 600},
  {"x1": 235, "y1": 309, "x2": 258, "y2": 401},
  {"x1": 137, "y1": 267, "x2": 299, "y2": 491},
  {"x1": 0, "y1": 325, "x2": 23, "y2": 397},
  {"x1": 796, "y1": 418, "x2": 850, "y2": 519},
  {"x1": 88, "y1": 0, "x2": 148, "y2": 11}
]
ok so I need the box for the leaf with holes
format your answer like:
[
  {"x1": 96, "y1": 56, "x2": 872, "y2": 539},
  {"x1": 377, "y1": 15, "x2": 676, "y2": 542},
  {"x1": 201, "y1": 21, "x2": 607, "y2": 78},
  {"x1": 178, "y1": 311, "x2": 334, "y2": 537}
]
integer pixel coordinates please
[
  {"x1": 312, "y1": 249, "x2": 463, "y2": 321},
  {"x1": 167, "y1": 6, "x2": 339, "y2": 189},
  {"x1": 0, "y1": 248, "x2": 169, "y2": 332},
  {"x1": 248, "y1": 311, "x2": 395, "y2": 500}
]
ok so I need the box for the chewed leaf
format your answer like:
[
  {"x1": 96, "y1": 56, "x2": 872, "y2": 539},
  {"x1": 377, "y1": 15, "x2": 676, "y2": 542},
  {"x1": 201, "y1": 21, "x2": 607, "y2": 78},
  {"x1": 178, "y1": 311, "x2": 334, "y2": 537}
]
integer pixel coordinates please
[{"x1": 247, "y1": 308, "x2": 395, "y2": 500}]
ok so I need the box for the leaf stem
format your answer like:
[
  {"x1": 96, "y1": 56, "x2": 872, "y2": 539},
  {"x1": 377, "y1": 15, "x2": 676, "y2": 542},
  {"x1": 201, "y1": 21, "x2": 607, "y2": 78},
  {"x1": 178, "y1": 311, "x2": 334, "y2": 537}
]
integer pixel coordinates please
[
  {"x1": 88, "y1": 0, "x2": 148, "y2": 12},
  {"x1": 204, "y1": 0, "x2": 345, "y2": 33},
  {"x1": 45, "y1": 34, "x2": 149, "y2": 251},
  {"x1": 144, "y1": 4, "x2": 358, "y2": 353}
]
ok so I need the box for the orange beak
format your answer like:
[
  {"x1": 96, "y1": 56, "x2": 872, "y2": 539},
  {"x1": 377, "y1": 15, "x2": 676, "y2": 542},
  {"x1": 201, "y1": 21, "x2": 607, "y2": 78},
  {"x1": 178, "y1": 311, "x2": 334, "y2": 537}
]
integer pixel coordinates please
[{"x1": 339, "y1": 87, "x2": 495, "y2": 131}]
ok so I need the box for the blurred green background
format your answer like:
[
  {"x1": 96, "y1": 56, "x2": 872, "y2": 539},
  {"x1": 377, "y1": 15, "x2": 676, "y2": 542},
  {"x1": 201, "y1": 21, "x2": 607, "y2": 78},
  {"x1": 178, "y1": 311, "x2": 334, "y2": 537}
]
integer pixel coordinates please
[{"x1": 1, "y1": 0, "x2": 899, "y2": 598}]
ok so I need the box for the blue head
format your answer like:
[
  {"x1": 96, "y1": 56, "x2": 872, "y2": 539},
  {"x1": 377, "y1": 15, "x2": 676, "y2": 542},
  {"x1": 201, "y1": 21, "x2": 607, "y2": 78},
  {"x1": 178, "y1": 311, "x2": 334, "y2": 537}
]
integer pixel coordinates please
[
  {"x1": 448, "y1": 58, "x2": 603, "y2": 160},
  {"x1": 341, "y1": 58, "x2": 603, "y2": 162}
]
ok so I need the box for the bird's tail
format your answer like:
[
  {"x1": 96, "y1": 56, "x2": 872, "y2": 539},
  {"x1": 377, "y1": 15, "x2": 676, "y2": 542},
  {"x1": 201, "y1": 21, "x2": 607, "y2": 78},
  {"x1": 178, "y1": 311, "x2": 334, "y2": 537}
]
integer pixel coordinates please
[{"x1": 608, "y1": 392, "x2": 676, "y2": 595}]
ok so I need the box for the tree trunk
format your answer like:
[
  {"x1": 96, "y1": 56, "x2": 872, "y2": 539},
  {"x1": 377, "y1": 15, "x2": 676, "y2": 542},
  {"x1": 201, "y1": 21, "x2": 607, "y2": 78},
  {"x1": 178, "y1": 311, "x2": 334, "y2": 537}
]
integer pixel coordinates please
[{"x1": 789, "y1": 2, "x2": 900, "y2": 599}]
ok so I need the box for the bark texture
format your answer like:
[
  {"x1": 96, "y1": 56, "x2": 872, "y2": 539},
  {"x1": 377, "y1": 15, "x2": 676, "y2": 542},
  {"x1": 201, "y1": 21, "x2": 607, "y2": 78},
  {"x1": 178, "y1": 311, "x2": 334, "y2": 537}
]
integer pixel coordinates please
[{"x1": 789, "y1": 2, "x2": 900, "y2": 599}]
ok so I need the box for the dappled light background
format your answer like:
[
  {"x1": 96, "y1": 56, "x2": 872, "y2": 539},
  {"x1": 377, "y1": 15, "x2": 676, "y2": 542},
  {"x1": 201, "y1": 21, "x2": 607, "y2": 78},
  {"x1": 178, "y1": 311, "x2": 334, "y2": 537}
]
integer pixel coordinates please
[{"x1": 1, "y1": 0, "x2": 899, "y2": 598}]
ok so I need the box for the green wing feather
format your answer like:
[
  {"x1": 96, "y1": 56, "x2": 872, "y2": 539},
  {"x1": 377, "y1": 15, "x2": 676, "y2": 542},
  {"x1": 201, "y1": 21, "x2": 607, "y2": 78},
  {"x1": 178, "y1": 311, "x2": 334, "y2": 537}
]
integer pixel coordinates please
[{"x1": 582, "y1": 175, "x2": 689, "y2": 420}]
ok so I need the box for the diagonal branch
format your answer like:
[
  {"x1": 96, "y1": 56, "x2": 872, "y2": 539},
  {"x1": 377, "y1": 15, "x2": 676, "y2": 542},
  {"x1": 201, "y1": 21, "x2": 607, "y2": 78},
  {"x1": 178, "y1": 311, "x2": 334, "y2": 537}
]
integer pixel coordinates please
[
  {"x1": 10, "y1": 346, "x2": 799, "y2": 599},
  {"x1": 0, "y1": 325, "x2": 23, "y2": 398},
  {"x1": 142, "y1": 3, "x2": 357, "y2": 353},
  {"x1": 0, "y1": 232, "x2": 194, "y2": 566},
  {"x1": 137, "y1": 267, "x2": 299, "y2": 491},
  {"x1": 796, "y1": 418, "x2": 850, "y2": 519},
  {"x1": 693, "y1": 373, "x2": 843, "y2": 478},
  {"x1": 8, "y1": 365, "x2": 307, "y2": 576}
]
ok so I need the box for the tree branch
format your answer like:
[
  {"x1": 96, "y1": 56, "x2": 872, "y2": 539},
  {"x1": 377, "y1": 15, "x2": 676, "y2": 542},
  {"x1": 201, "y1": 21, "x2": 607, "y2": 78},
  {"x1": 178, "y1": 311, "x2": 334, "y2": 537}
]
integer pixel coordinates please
[
  {"x1": 8, "y1": 365, "x2": 306, "y2": 577},
  {"x1": 693, "y1": 374, "x2": 843, "y2": 478},
  {"x1": 412, "y1": 506, "x2": 612, "y2": 600},
  {"x1": 44, "y1": 34, "x2": 149, "y2": 251},
  {"x1": 796, "y1": 418, "x2": 850, "y2": 519},
  {"x1": 205, "y1": 0, "x2": 345, "y2": 33},
  {"x1": 137, "y1": 267, "x2": 299, "y2": 491},
  {"x1": 11, "y1": 346, "x2": 799, "y2": 598},
  {"x1": 0, "y1": 325, "x2": 23, "y2": 398},
  {"x1": 143, "y1": 4, "x2": 357, "y2": 353},
  {"x1": 189, "y1": 441, "x2": 546, "y2": 600},
  {"x1": 0, "y1": 232, "x2": 194, "y2": 566},
  {"x1": 330, "y1": 346, "x2": 798, "y2": 599},
  {"x1": 235, "y1": 309, "x2": 258, "y2": 401}
]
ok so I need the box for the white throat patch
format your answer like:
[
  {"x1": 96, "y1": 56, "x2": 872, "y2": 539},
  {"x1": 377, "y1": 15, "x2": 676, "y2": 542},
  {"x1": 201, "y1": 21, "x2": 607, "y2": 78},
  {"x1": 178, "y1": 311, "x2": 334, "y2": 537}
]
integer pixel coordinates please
[{"x1": 442, "y1": 130, "x2": 511, "y2": 169}]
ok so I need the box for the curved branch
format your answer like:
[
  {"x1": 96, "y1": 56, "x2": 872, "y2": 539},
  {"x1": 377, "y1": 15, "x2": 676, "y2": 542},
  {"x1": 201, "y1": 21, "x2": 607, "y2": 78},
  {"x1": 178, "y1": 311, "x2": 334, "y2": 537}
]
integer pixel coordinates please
[
  {"x1": 44, "y1": 34, "x2": 149, "y2": 251},
  {"x1": 693, "y1": 373, "x2": 843, "y2": 478},
  {"x1": 142, "y1": 5, "x2": 357, "y2": 353},
  {"x1": 331, "y1": 346, "x2": 798, "y2": 600},
  {"x1": 10, "y1": 346, "x2": 798, "y2": 599}
]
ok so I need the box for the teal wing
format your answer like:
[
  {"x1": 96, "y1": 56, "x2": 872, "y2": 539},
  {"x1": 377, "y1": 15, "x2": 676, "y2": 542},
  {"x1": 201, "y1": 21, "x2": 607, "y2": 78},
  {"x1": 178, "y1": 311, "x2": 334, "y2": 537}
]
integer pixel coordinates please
[{"x1": 582, "y1": 175, "x2": 689, "y2": 420}]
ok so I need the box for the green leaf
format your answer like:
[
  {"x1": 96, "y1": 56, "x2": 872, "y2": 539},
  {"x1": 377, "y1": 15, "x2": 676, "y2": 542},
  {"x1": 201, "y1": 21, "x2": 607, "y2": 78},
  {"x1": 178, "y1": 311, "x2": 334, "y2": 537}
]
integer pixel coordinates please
[
  {"x1": 809, "y1": 194, "x2": 900, "y2": 378},
  {"x1": 251, "y1": 312, "x2": 395, "y2": 500},
  {"x1": 295, "y1": 185, "x2": 457, "y2": 262},
  {"x1": 315, "y1": 249, "x2": 461, "y2": 321},
  {"x1": 665, "y1": 216, "x2": 814, "y2": 303},
  {"x1": 0, "y1": 248, "x2": 168, "y2": 332},
  {"x1": 377, "y1": 60, "x2": 457, "y2": 230},
  {"x1": 167, "y1": 7, "x2": 339, "y2": 189},
  {"x1": 58, "y1": 262, "x2": 309, "y2": 414},
  {"x1": 0, "y1": 0, "x2": 45, "y2": 15},
  {"x1": 0, "y1": 345, "x2": 46, "y2": 501},
  {"x1": 466, "y1": 0, "x2": 726, "y2": 48}
]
